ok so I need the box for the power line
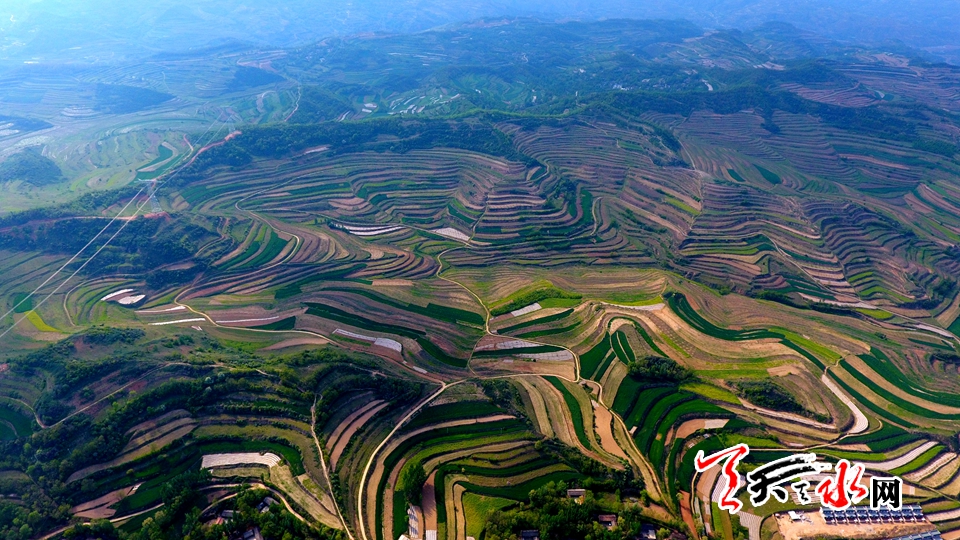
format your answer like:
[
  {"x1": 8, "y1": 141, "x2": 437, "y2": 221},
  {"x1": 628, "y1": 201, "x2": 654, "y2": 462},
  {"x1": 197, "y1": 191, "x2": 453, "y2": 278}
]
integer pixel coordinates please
[{"x1": 0, "y1": 113, "x2": 229, "y2": 339}]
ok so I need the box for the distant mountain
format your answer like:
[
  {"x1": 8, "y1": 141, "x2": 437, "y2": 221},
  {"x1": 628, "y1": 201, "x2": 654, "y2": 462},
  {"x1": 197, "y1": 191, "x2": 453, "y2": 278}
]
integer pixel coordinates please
[{"x1": 0, "y1": 0, "x2": 957, "y2": 64}]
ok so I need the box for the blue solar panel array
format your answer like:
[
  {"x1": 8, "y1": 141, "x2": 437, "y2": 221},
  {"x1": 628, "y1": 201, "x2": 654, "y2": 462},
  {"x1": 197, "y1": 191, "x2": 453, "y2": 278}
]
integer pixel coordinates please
[
  {"x1": 821, "y1": 504, "x2": 924, "y2": 524},
  {"x1": 886, "y1": 532, "x2": 942, "y2": 540}
]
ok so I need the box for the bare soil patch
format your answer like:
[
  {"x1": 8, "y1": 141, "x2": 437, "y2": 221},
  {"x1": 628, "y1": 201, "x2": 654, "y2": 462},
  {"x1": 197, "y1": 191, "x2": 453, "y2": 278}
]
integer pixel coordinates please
[
  {"x1": 680, "y1": 492, "x2": 697, "y2": 540},
  {"x1": 767, "y1": 365, "x2": 802, "y2": 377},
  {"x1": 472, "y1": 357, "x2": 576, "y2": 380},
  {"x1": 832, "y1": 443, "x2": 872, "y2": 452},
  {"x1": 71, "y1": 485, "x2": 139, "y2": 519},
  {"x1": 593, "y1": 403, "x2": 628, "y2": 460},
  {"x1": 422, "y1": 471, "x2": 438, "y2": 533}
]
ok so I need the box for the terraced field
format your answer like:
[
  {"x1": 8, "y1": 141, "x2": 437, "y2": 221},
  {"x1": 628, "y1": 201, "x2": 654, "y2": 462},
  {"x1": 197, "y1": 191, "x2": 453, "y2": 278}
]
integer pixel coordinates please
[{"x1": 4, "y1": 16, "x2": 960, "y2": 540}]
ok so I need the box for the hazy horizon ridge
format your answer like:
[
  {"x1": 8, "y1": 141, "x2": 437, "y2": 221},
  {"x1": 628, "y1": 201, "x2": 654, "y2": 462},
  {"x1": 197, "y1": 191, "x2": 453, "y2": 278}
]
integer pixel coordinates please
[{"x1": 0, "y1": 0, "x2": 958, "y2": 65}]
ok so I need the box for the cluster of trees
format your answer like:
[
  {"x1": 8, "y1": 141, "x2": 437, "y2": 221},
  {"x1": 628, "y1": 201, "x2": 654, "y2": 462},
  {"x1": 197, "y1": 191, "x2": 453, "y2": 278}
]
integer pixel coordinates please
[
  {"x1": 0, "y1": 327, "x2": 430, "y2": 538},
  {"x1": 484, "y1": 482, "x2": 683, "y2": 540},
  {"x1": 63, "y1": 484, "x2": 344, "y2": 540},
  {"x1": 227, "y1": 67, "x2": 284, "y2": 93},
  {"x1": 0, "y1": 473, "x2": 66, "y2": 540},
  {"x1": 283, "y1": 347, "x2": 370, "y2": 369},
  {"x1": 481, "y1": 379, "x2": 530, "y2": 421},
  {"x1": 290, "y1": 86, "x2": 352, "y2": 123},
  {"x1": 94, "y1": 84, "x2": 174, "y2": 114},
  {"x1": 539, "y1": 440, "x2": 644, "y2": 494},
  {"x1": 5, "y1": 329, "x2": 221, "y2": 480},
  {"x1": 913, "y1": 138, "x2": 959, "y2": 158},
  {"x1": 309, "y1": 364, "x2": 424, "y2": 428},
  {"x1": 0, "y1": 115, "x2": 51, "y2": 133},
  {"x1": 132, "y1": 469, "x2": 212, "y2": 540},
  {"x1": 285, "y1": 18, "x2": 710, "y2": 118},
  {"x1": 80, "y1": 327, "x2": 146, "y2": 346},
  {"x1": 750, "y1": 289, "x2": 879, "y2": 317},
  {"x1": 183, "y1": 486, "x2": 345, "y2": 540},
  {"x1": 931, "y1": 352, "x2": 960, "y2": 365},
  {"x1": 932, "y1": 277, "x2": 957, "y2": 304},
  {"x1": 605, "y1": 76, "x2": 929, "y2": 145},
  {"x1": 0, "y1": 148, "x2": 63, "y2": 186},
  {"x1": 733, "y1": 379, "x2": 824, "y2": 421},
  {"x1": 51, "y1": 353, "x2": 145, "y2": 399},
  {"x1": 8, "y1": 328, "x2": 151, "y2": 424},
  {"x1": 53, "y1": 372, "x2": 213, "y2": 477},
  {"x1": 181, "y1": 31, "x2": 960, "y2": 188},
  {"x1": 0, "y1": 414, "x2": 90, "y2": 536},
  {"x1": 946, "y1": 245, "x2": 960, "y2": 263},
  {"x1": 0, "y1": 214, "x2": 214, "y2": 288},
  {"x1": 901, "y1": 277, "x2": 958, "y2": 310},
  {"x1": 648, "y1": 123, "x2": 682, "y2": 153},
  {"x1": 180, "y1": 117, "x2": 536, "y2": 182},
  {"x1": 0, "y1": 186, "x2": 140, "y2": 229},
  {"x1": 9, "y1": 335, "x2": 78, "y2": 373},
  {"x1": 627, "y1": 356, "x2": 692, "y2": 383}
]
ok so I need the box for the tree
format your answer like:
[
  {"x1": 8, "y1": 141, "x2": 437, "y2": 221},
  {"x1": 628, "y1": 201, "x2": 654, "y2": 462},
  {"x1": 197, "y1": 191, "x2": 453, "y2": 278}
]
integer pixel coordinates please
[
  {"x1": 63, "y1": 519, "x2": 121, "y2": 539},
  {"x1": 398, "y1": 462, "x2": 428, "y2": 505}
]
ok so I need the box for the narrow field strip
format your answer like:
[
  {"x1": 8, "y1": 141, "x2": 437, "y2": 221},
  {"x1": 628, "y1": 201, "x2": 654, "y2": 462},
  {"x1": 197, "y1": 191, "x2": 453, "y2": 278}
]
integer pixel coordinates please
[
  {"x1": 907, "y1": 452, "x2": 958, "y2": 483},
  {"x1": 866, "y1": 441, "x2": 940, "y2": 472},
  {"x1": 510, "y1": 303, "x2": 542, "y2": 317},
  {"x1": 136, "y1": 305, "x2": 186, "y2": 314},
  {"x1": 821, "y1": 373, "x2": 869, "y2": 434},
  {"x1": 330, "y1": 401, "x2": 390, "y2": 467},
  {"x1": 201, "y1": 452, "x2": 282, "y2": 469},
  {"x1": 928, "y1": 507, "x2": 960, "y2": 523},
  {"x1": 101, "y1": 289, "x2": 135, "y2": 302},
  {"x1": 215, "y1": 316, "x2": 280, "y2": 324},
  {"x1": 148, "y1": 318, "x2": 206, "y2": 326}
]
